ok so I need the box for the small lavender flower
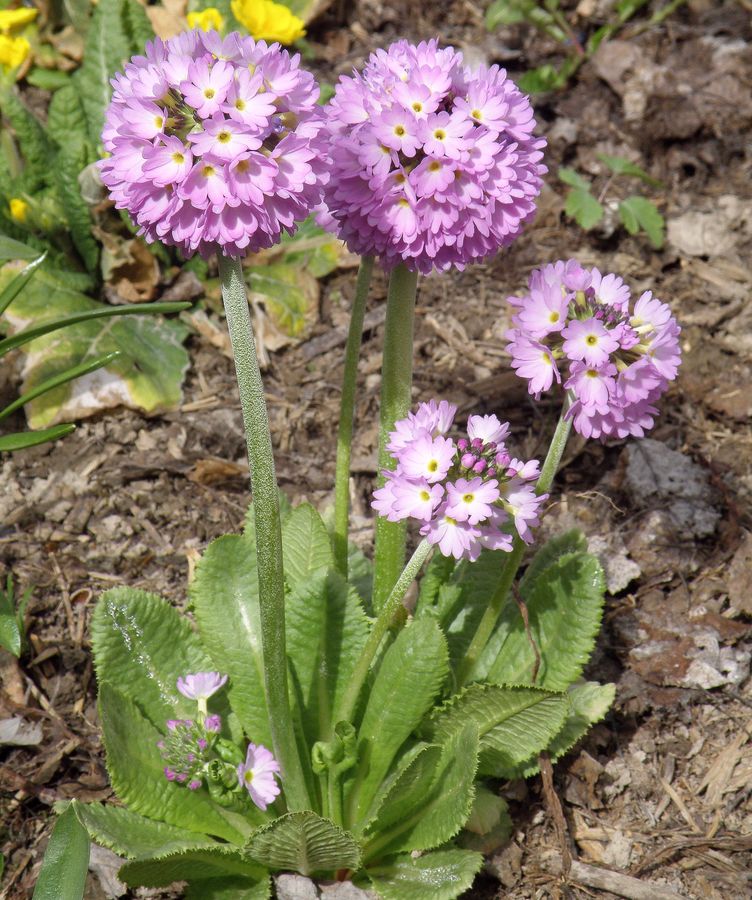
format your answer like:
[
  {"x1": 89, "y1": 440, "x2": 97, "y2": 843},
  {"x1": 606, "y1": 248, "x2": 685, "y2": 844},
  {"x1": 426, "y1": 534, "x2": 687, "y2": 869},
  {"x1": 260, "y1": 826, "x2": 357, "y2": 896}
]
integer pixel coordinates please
[
  {"x1": 505, "y1": 260, "x2": 682, "y2": 440},
  {"x1": 320, "y1": 39, "x2": 546, "y2": 274},
  {"x1": 158, "y1": 717, "x2": 214, "y2": 790},
  {"x1": 237, "y1": 742, "x2": 281, "y2": 810},
  {"x1": 177, "y1": 672, "x2": 228, "y2": 701},
  {"x1": 372, "y1": 402, "x2": 546, "y2": 561},
  {"x1": 99, "y1": 30, "x2": 329, "y2": 258}
]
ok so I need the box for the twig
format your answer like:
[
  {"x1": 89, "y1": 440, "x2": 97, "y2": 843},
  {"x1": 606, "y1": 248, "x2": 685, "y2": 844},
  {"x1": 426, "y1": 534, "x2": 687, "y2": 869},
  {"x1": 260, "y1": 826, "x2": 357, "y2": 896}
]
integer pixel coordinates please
[
  {"x1": 513, "y1": 584, "x2": 541, "y2": 683},
  {"x1": 545, "y1": 856, "x2": 685, "y2": 900},
  {"x1": 539, "y1": 752, "x2": 572, "y2": 877}
]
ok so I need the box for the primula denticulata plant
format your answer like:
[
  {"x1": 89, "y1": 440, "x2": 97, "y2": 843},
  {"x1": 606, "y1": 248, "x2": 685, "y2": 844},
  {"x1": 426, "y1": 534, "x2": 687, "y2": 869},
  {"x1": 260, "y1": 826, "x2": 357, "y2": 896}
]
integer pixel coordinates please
[{"x1": 34, "y1": 30, "x2": 681, "y2": 900}]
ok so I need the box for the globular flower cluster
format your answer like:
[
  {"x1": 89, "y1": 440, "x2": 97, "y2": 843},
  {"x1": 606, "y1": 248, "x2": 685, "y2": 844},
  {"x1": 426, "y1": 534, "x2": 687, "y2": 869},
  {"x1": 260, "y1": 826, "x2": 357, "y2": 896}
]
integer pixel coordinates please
[
  {"x1": 321, "y1": 40, "x2": 546, "y2": 273},
  {"x1": 373, "y1": 401, "x2": 547, "y2": 561},
  {"x1": 158, "y1": 671, "x2": 280, "y2": 809},
  {"x1": 100, "y1": 29, "x2": 328, "y2": 258},
  {"x1": 506, "y1": 260, "x2": 682, "y2": 440}
]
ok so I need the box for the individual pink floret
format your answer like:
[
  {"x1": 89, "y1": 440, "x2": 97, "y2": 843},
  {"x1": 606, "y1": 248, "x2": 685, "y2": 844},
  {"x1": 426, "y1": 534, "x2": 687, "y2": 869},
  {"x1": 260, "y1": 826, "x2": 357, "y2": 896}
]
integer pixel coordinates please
[
  {"x1": 237, "y1": 742, "x2": 281, "y2": 811},
  {"x1": 177, "y1": 672, "x2": 228, "y2": 701}
]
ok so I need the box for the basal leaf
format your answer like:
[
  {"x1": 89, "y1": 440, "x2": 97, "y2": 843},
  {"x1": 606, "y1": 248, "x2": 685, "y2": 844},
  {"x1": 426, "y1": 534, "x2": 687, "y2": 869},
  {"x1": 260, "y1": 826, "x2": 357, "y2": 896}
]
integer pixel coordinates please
[
  {"x1": 286, "y1": 570, "x2": 369, "y2": 744},
  {"x1": 429, "y1": 683, "x2": 569, "y2": 778},
  {"x1": 519, "y1": 681, "x2": 615, "y2": 777},
  {"x1": 458, "y1": 786, "x2": 512, "y2": 854},
  {"x1": 246, "y1": 812, "x2": 361, "y2": 875},
  {"x1": 91, "y1": 588, "x2": 216, "y2": 729},
  {"x1": 279, "y1": 216, "x2": 347, "y2": 279},
  {"x1": 98, "y1": 683, "x2": 248, "y2": 844},
  {"x1": 353, "y1": 619, "x2": 448, "y2": 820},
  {"x1": 46, "y1": 86, "x2": 88, "y2": 150},
  {"x1": 119, "y1": 847, "x2": 267, "y2": 887},
  {"x1": 0, "y1": 269, "x2": 189, "y2": 427},
  {"x1": 367, "y1": 848, "x2": 482, "y2": 900},
  {"x1": 32, "y1": 805, "x2": 90, "y2": 900},
  {"x1": 366, "y1": 726, "x2": 479, "y2": 856},
  {"x1": 518, "y1": 530, "x2": 588, "y2": 596},
  {"x1": 122, "y1": 0, "x2": 155, "y2": 52},
  {"x1": 0, "y1": 90, "x2": 55, "y2": 192},
  {"x1": 414, "y1": 552, "x2": 456, "y2": 620},
  {"x1": 186, "y1": 876, "x2": 271, "y2": 899},
  {"x1": 55, "y1": 141, "x2": 99, "y2": 273},
  {"x1": 72, "y1": 801, "x2": 218, "y2": 859},
  {"x1": 618, "y1": 196, "x2": 665, "y2": 249},
  {"x1": 0, "y1": 234, "x2": 39, "y2": 261},
  {"x1": 189, "y1": 534, "x2": 271, "y2": 748},
  {"x1": 485, "y1": 550, "x2": 606, "y2": 690},
  {"x1": 281, "y1": 503, "x2": 334, "y2": 592},
  {"x1": 565, "y1": 188, "x2": 604, "y2": 230},
  {"x1": 347, "y1": 542, "x2": 373, "y2": 611},
  {"x1": 247, "y1": 261, "x2": 318, "y2": 340}
]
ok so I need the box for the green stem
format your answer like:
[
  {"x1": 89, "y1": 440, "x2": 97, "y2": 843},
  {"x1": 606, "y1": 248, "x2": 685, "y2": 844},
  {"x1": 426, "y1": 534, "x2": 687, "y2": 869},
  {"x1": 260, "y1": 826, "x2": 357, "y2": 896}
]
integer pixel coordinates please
[
  {"x1": 335, "y1": 539, "x2": 432, "y2": 728},
  {"x1": 218, "y1": 256, "x2": 311, "y2": 812},
  {"x1": 333, "y1": 255, "x2": 375, "y2": 576},
  {"x1": 371, "y1": 264, "x2": 419, "y2": 611},
  {"x1": 457, "y1": 402, "x2": 574, "y2": 685}
]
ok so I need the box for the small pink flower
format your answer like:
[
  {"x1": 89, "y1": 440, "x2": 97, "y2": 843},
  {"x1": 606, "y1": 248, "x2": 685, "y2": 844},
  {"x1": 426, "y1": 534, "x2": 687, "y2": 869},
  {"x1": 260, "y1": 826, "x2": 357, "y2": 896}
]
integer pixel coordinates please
[
  {"x1": 181, "y1": 58, "x2": 234, "y2": 118},
  {"x1": 398, "y1": 432, "x2": 455, "y2": 483},
  {"x1": 561, "y1": 318, "x2": 619, "y2": 368},
  {"x1": 237, "y1": 742, "x2": 281, "y2": 811},
  {"x1": 420, "y1": 509, "x2": 482, "y2": 561},
  {"x1": 466, "y1": 414, "x2": 509, "y2": 446},
  {"x1": 445, "y1": 477, "x2": 500, "y2": 525},
  {"x1": 391, "y1": 479, "x2": 444, "y2": 522},
  {"x1": 188, "y1": 114, "x2": 262, "y2": 161},
  {"x1": 177, "y1": 672, "x2": 228, "y2": 701}
]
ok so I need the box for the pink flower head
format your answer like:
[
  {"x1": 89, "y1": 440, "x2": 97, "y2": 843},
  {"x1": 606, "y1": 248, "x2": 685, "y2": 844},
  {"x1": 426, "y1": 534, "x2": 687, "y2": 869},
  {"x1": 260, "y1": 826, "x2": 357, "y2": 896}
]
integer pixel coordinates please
[
  {"x1": 321, "y1": 40, "x2": 545, "y2": 273},
  {"x1": 506, "y1": 260, "x2": 682, "y2": 441},
  {"x1": 373, "y1": 401, "x2": 544, "y2": 560},
  {"x1": 237, "y1": 742, "x2": 281, "y2": 811},
  {"x1": 100, "y1": 29, "x2": 329, "y2": 258},
  {"x1": 177, "y1": 672, "x2": 228, "y2": 701}
]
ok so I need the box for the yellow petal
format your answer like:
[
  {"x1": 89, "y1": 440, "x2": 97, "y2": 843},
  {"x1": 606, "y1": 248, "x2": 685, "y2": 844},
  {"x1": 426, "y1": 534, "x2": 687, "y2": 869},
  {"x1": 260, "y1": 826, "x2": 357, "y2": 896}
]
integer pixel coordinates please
[
  {"x1": 9, "y1": 197, "x2": 28, "y2": 223},
  {"x1": 0, "y1": 34, "x2": 30, "y2": 70},
  {"x1": 186, "y1": 7, "x2": 225, "y2": 32},
  {"x1": 0, "y1": 8, "x2": 38, "y2": 35}
]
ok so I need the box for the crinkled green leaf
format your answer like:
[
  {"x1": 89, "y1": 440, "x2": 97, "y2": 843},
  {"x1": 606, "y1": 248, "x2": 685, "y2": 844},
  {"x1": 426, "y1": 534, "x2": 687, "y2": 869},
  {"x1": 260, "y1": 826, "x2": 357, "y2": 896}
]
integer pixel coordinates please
[
  {"x1": 72, "y1": 801, "x2": 218, "y2": 859},
  {"x1": 189, "y1": 534, "x2": 272, "y2": 748},
  {"x1": 429, "y1": 683, "x2": 569, "y2": 778},
  {"x1": 347, "y1": 542, "x2": 373, "y2": 611},
  {"x1": 121, "y1": 0, "x2": 155, "y2": 51},
  {"x1": 0, "y1": 90, "x2": 55, "y2": 192},
  {"x1": 414, "y1": 553, "x2": 456, "y2": 620},
  {"x1": 0, "y1": 235, "x2": 39, "y2": 261},
  {"x1": 519, "y1": 681, "x2": 615, "y2": 777},
  {"x1": 0, "y1": 269, "x2": 189, "y2": 428},
  {"x1": 25, "y1": 69, "x2": 72, "y2": 91},
  {"x1": 458, "y1": 786, "x2": 512, "y2": 854},
  {"x1": 354, "y1": 619, "x2": 448, "y2": 820},
  {"x1": 246, "y1": 812, "x2": 361, "y2": 875},
  {"x1": 565, "y1": 188, "x2": 604, "y2": 230},
  {"x1": 119, "y1": 847, "x2": 266, "y2": 888},
  {"x1": 485, "y1": 550, "x2": 606, "y2": 690},
  {"x1": 366, "y1": 725, "x2": 479, "y2": 856},
  {"x1": 186, "y1": 876, "x2": 271, "y2": 899},
  {"x1": 618, "y1": 196, "x2": 665, "y2": 249},
  {"x1": 286, "y1": 570, "x2": 369, "y2": 744},
  {"x1": 98, "y1": 683, "x2": 247, "y2": 843},
  {"x1": 91, "y1": 588, "x2": 216, "y2": 728},
  {"x1": 367, "y1": 848, "x2": 483, "y2": 900},
  {"x1": 32, "y1": 805, "x2": 90, "y2": 900},
  {"x1": 281, "y1": 503, "x2": 334, "y2": 591},
  {"x1": 55, "y1": 141, "x2": 99, "y2": 273},
  {"x1": 46, "y1": 86, "x2": 88, "y2": 150},
  {"x1": 519, "y1": 531, "x2": 588, "y2": 595}
]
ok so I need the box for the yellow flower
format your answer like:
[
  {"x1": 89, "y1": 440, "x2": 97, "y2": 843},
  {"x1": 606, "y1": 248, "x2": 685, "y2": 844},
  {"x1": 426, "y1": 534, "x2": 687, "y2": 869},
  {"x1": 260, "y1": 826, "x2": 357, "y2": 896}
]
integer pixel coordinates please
[
  {"x1": 186, "y1": 7, "x2": 225, "y2": 32},
  {"x1": 0, "y1": 7, "x2": 38, "y2": 34},
  {"x1": 231, "y1": 0, "x2": 305, "y2": 45},
  {"x1": 9, "y1": 198, "x2": 28, "y2": 223},
  {"x1": 0, "y1": 33, "x2": 30, "y2": 70}
]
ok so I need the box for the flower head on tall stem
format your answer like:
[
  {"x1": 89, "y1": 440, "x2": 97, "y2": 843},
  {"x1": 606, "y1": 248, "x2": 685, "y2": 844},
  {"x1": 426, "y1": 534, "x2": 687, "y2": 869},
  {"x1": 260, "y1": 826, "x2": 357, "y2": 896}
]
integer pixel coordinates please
[
  {"x1": 320, "y1": 39, "x2": 546, "y2": 273},
  {"x1": 506, "y1": 260, "x2": 682, "y2": 440},
  {"x1": 99, "y1": 29, "x2": 328, "y2": 258}
]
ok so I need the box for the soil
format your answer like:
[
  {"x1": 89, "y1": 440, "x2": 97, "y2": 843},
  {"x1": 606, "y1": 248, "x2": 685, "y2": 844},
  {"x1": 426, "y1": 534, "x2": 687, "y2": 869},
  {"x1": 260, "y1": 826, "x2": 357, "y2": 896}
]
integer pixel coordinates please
[{"x1": 2, "y1": 1, "x2": 752, "y2": 898}]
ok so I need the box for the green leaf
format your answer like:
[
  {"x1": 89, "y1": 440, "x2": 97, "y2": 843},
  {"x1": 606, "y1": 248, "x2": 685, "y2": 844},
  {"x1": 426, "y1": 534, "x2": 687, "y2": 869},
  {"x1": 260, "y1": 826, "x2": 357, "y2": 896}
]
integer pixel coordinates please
[
  {"x1": 24, "y1": 69, "x2": 72, "y2": 91},
  {"x1": 98, "y1": 683, "x2": 247, "y2": 843},
  {"x1": 0, "y1": 609, "x2": 21, "y2": 656},
  {"x1": 414, "y1": 553, "x2": 456, "y2": 619},
  {"x1": 458, "y1": 786, "x2": 512, "y2": 854},
  {"x1": 246, "y1": 812, "x2": 361, "y2": 875},
  {"x1": 0, "y1": 424, "x2": 75, "y2": 451},
  {"x1": 246, "y1": 262, "x2": 318, "y2": 340},
  {"x1": 347, "y1": 543, "x2": 373, "y2": 610},
  {"x1": 190, "y1": 534, "x2": 271, "y2": 748},
  {"x1": 0, "y1": 252, "x2": 45, "y2": 318},
  {"x1": 55, "y1": 141, "x2": 99, "y2": 273},
  {"x1": 519, "y1": 530, "x2": 587, "y2": 595},
  {"x1": 279, "y1": 216, "x2": 346, "y2": 279},
  {"x1": 366, "y1": 725, "x2": 479, "y2": 856},
  {"x1": 519, "y1": 681, "x2": 615, "y2": 776},
  {"x1": 618, "y1": 196, "x2": 665, "y2": 249},
  {"x1": 0, "y1": 273, "x2": 189, "y2": 427},
  {"x1": 72, "y1": 0, "x2": 132, "y2": 144},
  {"x1": 72, "y1": 801, "x2": 218, "y2": 859},
  {"x1": 122, "y1": 0, "x2": 155, "y2": 52},
  {"x1": 46, "y1": 86, "x2": 88, "y2": 150},
  {"x1": 429, "y1": 683, "x2": 569, "y2": 779},
  {"x1": 485, "y1": 550, "x2": 606, "y2": 690},
  {"x1": 354, "y1": 619, "x2": 448, "y2": 820},
  {"x1": 286, "y1": 570, "x2": 369, "y2": 744},
  {"x1": 518, "y1": 63, "x2": 568, "y2": 93},
  {"x1": 119, "y1": 847, "x2": 267, "y2": 888},
  {"x1": 186, "y1": 877, "x2": 271, "y2": 899},
  {"x1": 565, "y1": 188, "x2": 604, "y2": 230},
  {"x1": 0, "y1": 235, "x2": 39, "y2": 261},
  {"x1": 596, "y1": 153, "x2": 661, "y2": 186},
  {"x1": 91, "y1": 588, "x2": 216, "y2": 728},
  {"x1": 557, "y1": 167, "x2": 591, "y2": 191},
  {"x1": 367, "y1": 848, "x2": 483, "y2": 900},
  {"x1": 32, "y1": 805, "x2": 90, "y2": 900},
  {"x1": 281, "y1": 503, "x2": 334, "y2": 591},
  {"x1": 0, "y1": 91, "x2": 55, "y2": 192}
]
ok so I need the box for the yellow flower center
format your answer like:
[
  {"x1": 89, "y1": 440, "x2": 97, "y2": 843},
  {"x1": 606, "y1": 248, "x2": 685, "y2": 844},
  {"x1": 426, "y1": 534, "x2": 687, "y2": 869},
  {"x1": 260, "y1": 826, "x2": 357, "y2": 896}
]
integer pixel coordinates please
[
  {"x1": 235, "y1": 98, "x2": 246, "y2": 111},
  {"x1": 154, "y1": 116, "x2": 164, "y2": 128},
  {"x1": 427, "y1": 459, "x2": 438, "y2": 472},
  {"x1": 549, "y1": 311, "x2": 559, "y2": 323},
  {"x1": 218, "y1": 130, "x2": 231, "y2": 143},
  {"x1": 462, "y1": 493, "x2": 475, "y2": 504},
  {"x1": 471, "y1": 108, "x2": 482, "y2": 120},
  {"x1": 235, "y1": 159, "x2": 250, "y2": 174},
  {"x1": 171, "y1": 151, "x2": 185, "y2": 164},
  {"x1": 201, "y1": 164, "x2": 216, "y2": 177},
  {"x1": 394, "y1": 125, "x2": 406, "y2": 137},
  {"x1": 412, "y1": 101, "x2": 423, "y2": 113},
  {"x1": 585, "y1": 369, "x2": 598, "y2": 379},
  {"x1": 433, "y1": 129, "x2": 446, "y2": 140},
  {"x1": 204, "y1": 88, "x2": 215, "y2": 99},
  {"x1": 419, "y1": 490, "x2": 430, "y2": 502},
  {"x1": 585, "y1": 334, "x2": 598, "y2": 346},
  {"x1": 428, "y1": 161, "x2": 441, "y2": 172}
]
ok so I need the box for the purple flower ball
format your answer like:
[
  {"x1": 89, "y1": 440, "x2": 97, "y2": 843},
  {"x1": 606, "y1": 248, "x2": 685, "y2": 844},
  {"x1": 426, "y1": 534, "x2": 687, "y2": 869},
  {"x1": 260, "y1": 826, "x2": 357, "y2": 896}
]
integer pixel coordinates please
[
  {"x1": 320, "y1": 39, "x2": 546, "y2": 273},
  {"x1": 99, "y1": 30, "x2": 329, "y2": 258}
]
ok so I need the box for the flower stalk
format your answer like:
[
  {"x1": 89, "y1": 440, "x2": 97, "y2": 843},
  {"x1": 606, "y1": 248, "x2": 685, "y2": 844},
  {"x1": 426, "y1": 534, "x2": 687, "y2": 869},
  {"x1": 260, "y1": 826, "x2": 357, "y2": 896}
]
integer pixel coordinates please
[
  {"x1": 333, "y1": 255, "x2": 375, "y2": 576},
  {"x1": 457, "y1": 402, "x2": 574, "y2": 685},
  {"x1": 371, "y1": 263, "x2": 419, "y2": 611},
  {"x1": 218, "y1": 255, "x2": 311, "y2": 812}
]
